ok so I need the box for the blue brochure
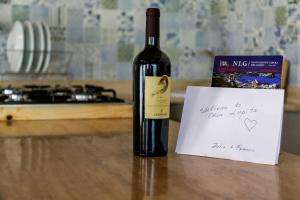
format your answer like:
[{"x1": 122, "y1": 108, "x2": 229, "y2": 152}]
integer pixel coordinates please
[{"x1": 211, "y1": 55, "x2": 283, "y2": 89}]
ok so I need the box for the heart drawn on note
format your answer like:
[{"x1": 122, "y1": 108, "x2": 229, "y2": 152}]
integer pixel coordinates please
[{"x1": 244, "y1": 118, "x2": 257, "y2": 132}]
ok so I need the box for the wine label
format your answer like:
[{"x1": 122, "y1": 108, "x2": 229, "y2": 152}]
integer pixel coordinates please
[{"x1": 145, "y1": 75, "x2": 171, "y2": 119}]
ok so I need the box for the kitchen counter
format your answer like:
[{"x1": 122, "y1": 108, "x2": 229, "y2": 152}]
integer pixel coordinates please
[{"x1": 0, "y1": 119, "x2": 299, "y2": 199}]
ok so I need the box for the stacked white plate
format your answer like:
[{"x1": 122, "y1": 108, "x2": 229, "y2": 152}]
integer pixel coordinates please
[{"x1": 6, "y1": 21, "x2": 52, "y2": 73}]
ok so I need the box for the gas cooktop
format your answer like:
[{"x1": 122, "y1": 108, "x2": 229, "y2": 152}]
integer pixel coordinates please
[{"x1": 0, "y1": 84, "x2": 125, "y2": 104}]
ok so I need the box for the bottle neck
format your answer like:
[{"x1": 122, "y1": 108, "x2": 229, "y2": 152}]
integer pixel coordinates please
[{"x1": 145, "y1": 15, "x2": 160, "y2": 48}]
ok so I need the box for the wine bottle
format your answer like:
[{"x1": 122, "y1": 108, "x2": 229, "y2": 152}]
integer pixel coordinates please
[{"x1": 133, "y1": 8, "x2": 171, "y2": 156}]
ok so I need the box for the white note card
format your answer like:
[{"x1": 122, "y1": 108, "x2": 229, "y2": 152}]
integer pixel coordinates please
[{"x1": 175, "y1": 87, "x2": 285, "y2": 165}]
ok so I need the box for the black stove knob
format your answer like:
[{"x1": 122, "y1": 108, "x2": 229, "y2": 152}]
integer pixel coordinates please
[
  {"x1": 85, "y1": 84, "x2": 104, "y2": 93},
  {"x1": 72, "y1": 85, "x2": 84, "y2": 93}
]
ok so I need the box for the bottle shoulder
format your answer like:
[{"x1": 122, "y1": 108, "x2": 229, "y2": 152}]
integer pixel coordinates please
[{"x1": 133, "y1": 47, "x2": 171, "y2": 64}]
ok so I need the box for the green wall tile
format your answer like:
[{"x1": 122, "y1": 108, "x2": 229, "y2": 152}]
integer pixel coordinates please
[
  {"x1": 166, "y1": 0, "x2": 181, "y2": 12},
  {"x1": 0, "y1": 0, "x2": 10, "y2": 3},
  {"x1": 275, "y1": 6, "x2": 287, "y2": 27},
  {"x1": 101, "y1": 28, "x2": 117, "y2": 45},
  {"x1": 102, "y1": 0, "x2": 117, "y2": 9},
  {"x1": 117, "y1": 43, "x2": 134, "y2": 62},
  {"x1": 210, "y1": 1, "x2": 228, "y2": 17},
  {"x1": 288, "y1": 0, "x2": 298, "y2": 4},
  {"x1": 12, "y1": 5, "x2": 30, "y2": 22},
  {"x1": 165, "y1": 47, "x2": 180, "y2": 64},
  {"x1": 85, "y1": 27, "x2": 101, "y2": 44}
]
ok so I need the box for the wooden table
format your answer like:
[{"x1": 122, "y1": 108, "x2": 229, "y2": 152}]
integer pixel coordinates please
[{"x1": 0, "y1": 119, "x2": 299, "y2": 200}]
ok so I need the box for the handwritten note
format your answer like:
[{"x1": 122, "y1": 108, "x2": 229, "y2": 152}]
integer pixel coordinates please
[{"x1": 175, "y1": 87, "x2": 285, "y2": 165}]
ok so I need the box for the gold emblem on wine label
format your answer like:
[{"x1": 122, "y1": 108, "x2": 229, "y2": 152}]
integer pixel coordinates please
[{"x1": 152, "y1": 75, "x2": 169, "y2": 96}]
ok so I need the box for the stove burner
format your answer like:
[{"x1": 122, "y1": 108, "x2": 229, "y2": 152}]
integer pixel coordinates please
[
  {"x1": 0, "y1": 84, "x2": 125, "y2": 104},
  {"x1": 10, "y1": 93, "x2": 28, "y2": 102},
  {"x1": 3, "y1": 88, "x2": 14, "y2": 95},
  {"x1": 72, "y1": 94, "x2": 94, "y2": 102}
]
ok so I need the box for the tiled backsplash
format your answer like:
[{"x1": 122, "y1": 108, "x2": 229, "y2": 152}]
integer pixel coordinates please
[{"x1": 0, "y1": 0, "x2": 300, "y2": 85}]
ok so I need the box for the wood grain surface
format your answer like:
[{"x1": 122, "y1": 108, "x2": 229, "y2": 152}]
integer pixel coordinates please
[
  {"x1": 0, "y1": 119, "x2": 299, "y2": 199},
  {"x1": 0, "y1": 104, "x2": 132, "y2": 121}
]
